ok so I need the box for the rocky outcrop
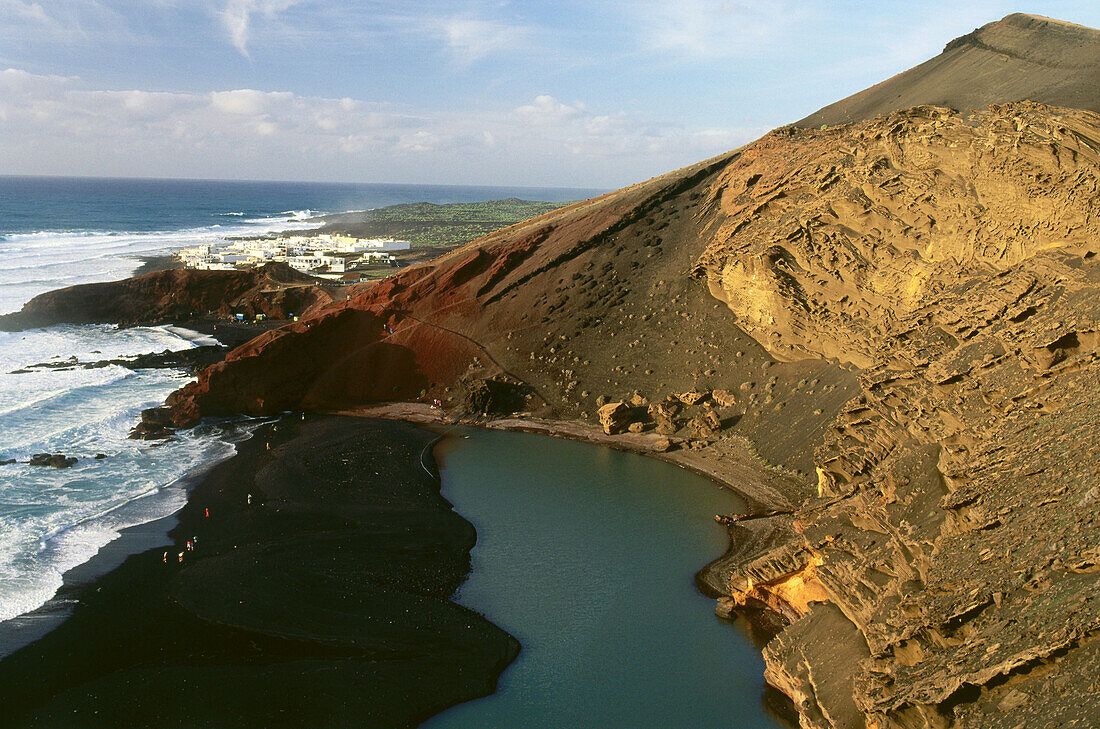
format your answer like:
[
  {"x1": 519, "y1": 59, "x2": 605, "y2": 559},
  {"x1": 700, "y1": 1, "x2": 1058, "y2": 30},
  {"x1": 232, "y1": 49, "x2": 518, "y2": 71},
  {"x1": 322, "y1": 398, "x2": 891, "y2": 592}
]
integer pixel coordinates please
[
  {"x1": 692, "y1": 102, "x2": 1100, "y2": 368},
  {"x1": 704, "y1": 248, "x2": 1100, "y2": 728},
  {"x1": 29, "y1": 453, "x2": 78, "y2": 468},
  {"x1": 462, "y1": 375, "x2": 533, "y2": 416},
  {"x1": 597, "y1": 402, "x2": 633, "y2": 435},
  {"x1": 0, "y1": 262, "x2": 334, "y2": 330},
  {"x1": 690, "y1": 105, "x2": 1100, "y2": 729}
]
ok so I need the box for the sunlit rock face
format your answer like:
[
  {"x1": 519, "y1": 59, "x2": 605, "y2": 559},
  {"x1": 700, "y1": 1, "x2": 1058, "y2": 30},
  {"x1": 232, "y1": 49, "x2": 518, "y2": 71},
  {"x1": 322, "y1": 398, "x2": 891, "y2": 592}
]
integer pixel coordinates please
[{"x1": 692, "y1": 103, "x2": 1100, "y2": 367}]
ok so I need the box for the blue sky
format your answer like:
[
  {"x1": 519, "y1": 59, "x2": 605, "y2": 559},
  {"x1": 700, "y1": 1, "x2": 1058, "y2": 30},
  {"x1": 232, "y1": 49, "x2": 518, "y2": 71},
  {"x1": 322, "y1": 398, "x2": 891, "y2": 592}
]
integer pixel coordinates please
[{"x1": 0, "y1": 1, "x2": 1097, "y2": 188}]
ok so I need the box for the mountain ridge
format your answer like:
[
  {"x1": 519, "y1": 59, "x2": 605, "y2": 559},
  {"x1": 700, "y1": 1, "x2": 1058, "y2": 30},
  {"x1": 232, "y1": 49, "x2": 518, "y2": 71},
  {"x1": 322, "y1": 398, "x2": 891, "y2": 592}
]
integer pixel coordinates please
[{"x1": 797, "y1": 13, "x2": 1100, "y2": 128}]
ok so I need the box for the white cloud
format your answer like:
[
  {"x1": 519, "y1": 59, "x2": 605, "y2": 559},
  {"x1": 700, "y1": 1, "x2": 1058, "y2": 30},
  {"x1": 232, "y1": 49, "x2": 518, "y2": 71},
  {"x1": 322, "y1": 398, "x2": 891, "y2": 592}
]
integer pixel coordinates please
[
  {"x1": 0, "y1": 70, "x2": 762, "y2": 187},
  {"x1": 0, "y1": 0, "x2": 49, "y2": 24},
  {"x1": 513, "y1": 95, "x2": 585, "y2": 126},
  {"x1": 437, "y1": 16, "x2": 533, "y2": 63},
  {"x1": 210, "y1": 88, "x2": 291, "y2": 115},
  {"x1": 218, "y1": 0, "x2": 302, "y2": 57},
  {"x1": 633, "y1": 0, "x2": 809, "y2": 60}
]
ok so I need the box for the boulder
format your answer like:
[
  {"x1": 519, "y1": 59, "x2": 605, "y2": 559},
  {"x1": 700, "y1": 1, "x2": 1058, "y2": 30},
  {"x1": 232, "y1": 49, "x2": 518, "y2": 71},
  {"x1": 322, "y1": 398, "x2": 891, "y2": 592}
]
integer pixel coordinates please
[
  {"x1": 129, "y1": 422, "x2": 174, "y2": 440},
  {"x1": 701, "y1": 406, "x2": 722, "y2": 430},
  {"x1": 462, "y1": 376, "x2": 531, "y2": 415},
  {"x1": 648, "y1": 401, "x2": 681, "y2": 434},
  {"x1": 129, "y1": 406, "x2": 179, "y2": 440},
  {"x1": 627, "y1": 422, "x2": 646, "y2": 433},
  {"x1": 677, "y1": 389, "x2": 708, "y2": 406},
  {"x1": 629, "y1": 391, "x2": 648, "y2": 407},
  {"x1": 597, "y1": 402, "x2": 633, "y2": 435},
  {"x1": 688, "y1": 415, "x2": 716, "y2": 439},
  {"x1": 29, "y1": 453, "x2": 78, "y2": 468},
  {"x1": 712, "y1": 389, "x2": 737, "y2": 407}
]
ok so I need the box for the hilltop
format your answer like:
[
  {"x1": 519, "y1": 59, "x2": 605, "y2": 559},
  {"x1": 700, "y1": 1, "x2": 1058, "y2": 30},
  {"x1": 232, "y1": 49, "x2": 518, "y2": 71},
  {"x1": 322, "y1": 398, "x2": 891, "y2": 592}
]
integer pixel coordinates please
[{"x1": 798, "y1": 13, "x2": 1100, "y2": 127}]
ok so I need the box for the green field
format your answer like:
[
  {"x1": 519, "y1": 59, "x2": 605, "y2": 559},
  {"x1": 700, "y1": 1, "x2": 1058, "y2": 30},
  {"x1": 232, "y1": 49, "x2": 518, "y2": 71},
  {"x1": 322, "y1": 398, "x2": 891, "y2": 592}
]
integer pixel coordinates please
[{"x1": 312, "y1": 198, "x2": 575, "y2": 250}]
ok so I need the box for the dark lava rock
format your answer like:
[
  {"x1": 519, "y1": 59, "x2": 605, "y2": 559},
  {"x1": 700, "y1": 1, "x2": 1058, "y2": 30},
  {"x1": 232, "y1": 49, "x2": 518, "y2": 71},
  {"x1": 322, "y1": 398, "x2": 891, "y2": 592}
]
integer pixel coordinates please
[
  {"x1": 10, "y1": 346, "x2": 227, "y2": 376},
  {"x1": 130, "y1": 407, "x2": 178, "y2": 440},
  {"x1": 29, "y1": 453, "x2": 78, "y2": 468},
  {"x1": 120, "y1": 346, "x2": 227, "y2": 373},
  {"x1": 461, "y1": 376, "x2": 531, "y2": 416}
]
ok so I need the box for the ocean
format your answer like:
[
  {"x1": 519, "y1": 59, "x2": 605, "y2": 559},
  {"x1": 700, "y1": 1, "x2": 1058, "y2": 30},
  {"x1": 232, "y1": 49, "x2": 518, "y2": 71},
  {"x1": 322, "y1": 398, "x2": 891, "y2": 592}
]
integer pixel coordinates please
[{"x1": 0, "y1": 175, "x2": 603, "y2": 626}]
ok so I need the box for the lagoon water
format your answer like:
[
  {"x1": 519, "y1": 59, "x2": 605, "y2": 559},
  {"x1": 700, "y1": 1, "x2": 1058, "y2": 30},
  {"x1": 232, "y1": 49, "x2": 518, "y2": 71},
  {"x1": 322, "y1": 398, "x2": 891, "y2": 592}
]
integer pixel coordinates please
[{"x1": 427, "y1": 429, "x2": 789, "y2": 729}]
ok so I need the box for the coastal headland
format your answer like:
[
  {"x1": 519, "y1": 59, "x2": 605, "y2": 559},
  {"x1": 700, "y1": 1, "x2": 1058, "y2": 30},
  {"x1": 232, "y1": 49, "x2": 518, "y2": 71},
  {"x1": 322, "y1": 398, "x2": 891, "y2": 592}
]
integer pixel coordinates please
[
  {"x1": 2, "y1": 13, "x2": 1099, "y2": 729},
  {"x1": 0, "y1": 416, "x2": 518, "y2": 728}
]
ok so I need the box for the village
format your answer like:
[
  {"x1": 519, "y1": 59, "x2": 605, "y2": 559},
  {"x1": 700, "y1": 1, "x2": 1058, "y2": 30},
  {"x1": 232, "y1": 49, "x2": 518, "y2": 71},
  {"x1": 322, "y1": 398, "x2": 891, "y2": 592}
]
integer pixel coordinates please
[{"x1": 177, "y1": 234, "x2": 412, "y2": 281}]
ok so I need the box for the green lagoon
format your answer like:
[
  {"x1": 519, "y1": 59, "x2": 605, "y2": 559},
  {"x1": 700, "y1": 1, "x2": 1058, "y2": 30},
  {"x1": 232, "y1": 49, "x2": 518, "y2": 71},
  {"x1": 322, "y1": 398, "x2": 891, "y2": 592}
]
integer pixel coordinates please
[{"x1": 424, "y1": 428, "x2": 790, "y2": 729}]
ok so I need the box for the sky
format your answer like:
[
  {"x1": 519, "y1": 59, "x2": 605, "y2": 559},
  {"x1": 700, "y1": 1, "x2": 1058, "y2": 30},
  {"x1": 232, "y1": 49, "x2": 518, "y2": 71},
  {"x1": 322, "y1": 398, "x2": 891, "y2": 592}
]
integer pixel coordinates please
[{"x1": 0, "y1": 1, "x2": 1097, "y2": 189}]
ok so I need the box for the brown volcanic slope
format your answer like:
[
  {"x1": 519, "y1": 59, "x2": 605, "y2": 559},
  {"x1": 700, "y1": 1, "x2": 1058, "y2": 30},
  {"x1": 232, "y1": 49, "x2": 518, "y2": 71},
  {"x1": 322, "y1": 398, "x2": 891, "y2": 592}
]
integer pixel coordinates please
[
  {"x1": 798, "y1": 13, "x2": 1100, "y2": 128},
  {"x1": 166, "y1": 100, "x2": 1100, "y2": 729}
]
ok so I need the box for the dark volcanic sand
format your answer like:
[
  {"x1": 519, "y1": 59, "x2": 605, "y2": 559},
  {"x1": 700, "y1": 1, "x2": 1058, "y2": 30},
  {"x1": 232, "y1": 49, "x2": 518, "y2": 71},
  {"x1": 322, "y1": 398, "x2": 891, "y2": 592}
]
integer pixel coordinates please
[
  {"x1": 131, "y1": 254, "x2": 183, "y2": 277},
  {"x1": 0, "y1": 416, "x2": 518, "y2": 728}
]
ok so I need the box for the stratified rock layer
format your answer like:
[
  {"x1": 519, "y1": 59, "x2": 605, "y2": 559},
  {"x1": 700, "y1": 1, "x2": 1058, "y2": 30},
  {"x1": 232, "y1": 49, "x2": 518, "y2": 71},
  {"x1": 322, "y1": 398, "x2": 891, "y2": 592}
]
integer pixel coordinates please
[{"x1": 692, "y1": 102, "x2": 1100, "y2": 366}]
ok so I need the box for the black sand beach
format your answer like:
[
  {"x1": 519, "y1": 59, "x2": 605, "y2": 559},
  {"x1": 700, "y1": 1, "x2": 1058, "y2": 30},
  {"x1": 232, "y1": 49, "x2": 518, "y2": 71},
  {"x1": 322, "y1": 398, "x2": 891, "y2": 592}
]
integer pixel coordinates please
[{"x1": 0, "y1": 416, "x2": 518, "y2": 728}]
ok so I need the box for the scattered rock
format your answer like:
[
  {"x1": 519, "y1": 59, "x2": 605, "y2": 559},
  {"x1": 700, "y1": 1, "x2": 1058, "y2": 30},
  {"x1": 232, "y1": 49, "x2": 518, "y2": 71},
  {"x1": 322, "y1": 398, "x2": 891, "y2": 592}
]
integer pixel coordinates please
[{"x1": 627, "y1": 422, "x2": 646, "y2": 433}]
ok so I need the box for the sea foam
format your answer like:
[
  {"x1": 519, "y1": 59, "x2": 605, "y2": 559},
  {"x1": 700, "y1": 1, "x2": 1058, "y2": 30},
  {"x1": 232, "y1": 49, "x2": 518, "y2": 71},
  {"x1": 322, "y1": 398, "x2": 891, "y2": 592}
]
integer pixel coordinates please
[{"x1": 0, "y1": 324, "x2": 247, "y2": 624}]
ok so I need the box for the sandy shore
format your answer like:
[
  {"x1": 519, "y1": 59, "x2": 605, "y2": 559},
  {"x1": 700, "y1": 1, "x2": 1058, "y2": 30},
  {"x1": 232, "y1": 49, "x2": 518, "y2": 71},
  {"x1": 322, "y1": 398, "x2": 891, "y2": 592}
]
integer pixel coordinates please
[{"x1": 0, "y1": 415, "x2": 517, "y2": 728}]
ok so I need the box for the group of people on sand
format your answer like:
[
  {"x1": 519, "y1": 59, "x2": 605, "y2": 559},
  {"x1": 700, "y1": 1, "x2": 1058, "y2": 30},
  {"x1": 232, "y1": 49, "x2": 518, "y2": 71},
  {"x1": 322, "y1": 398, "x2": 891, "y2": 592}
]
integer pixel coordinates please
[
  {"x1": 160, "y1": 489, "x2": 259, "y2": 567},
  {"x1": 162, "y1": 534, "x2": 199, "y2": 565}
]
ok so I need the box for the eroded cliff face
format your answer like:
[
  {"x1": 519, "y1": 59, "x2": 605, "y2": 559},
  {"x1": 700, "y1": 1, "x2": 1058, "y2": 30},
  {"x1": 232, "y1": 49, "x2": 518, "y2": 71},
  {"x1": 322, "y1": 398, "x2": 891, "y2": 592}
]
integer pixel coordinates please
[
  {"x1": 700, "y1": 105, "x2": 1100, "y2": 729},
  {"x1": 163, "y1": 103, "x2": 1100, "y2": 729},
  {"x1": 692, "y1": 102, "x2": 1100, "y2": 367}
]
